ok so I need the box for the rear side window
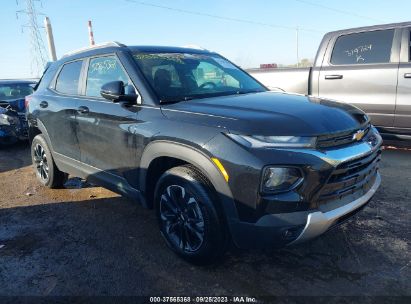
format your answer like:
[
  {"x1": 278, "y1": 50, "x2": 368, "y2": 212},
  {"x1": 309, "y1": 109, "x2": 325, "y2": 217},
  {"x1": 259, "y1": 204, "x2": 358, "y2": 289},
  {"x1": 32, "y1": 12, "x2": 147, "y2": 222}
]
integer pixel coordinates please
[
  {"x1": 85, "y1": 56, "x2": 129, "y2": 97},
  {"x1": 331, "y1": 29, "x2": 394, "y2": 65},
  {"x1": 55, "y1": 60, "x2": 83, "y2": 95}
]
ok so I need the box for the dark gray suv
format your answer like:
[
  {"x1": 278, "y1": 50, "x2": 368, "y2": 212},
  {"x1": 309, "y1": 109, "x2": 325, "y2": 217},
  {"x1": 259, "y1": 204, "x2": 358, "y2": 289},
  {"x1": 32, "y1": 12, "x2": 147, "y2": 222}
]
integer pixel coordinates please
[{"x1": 27, "y1": 42, "x2": 382, "y2": 264}]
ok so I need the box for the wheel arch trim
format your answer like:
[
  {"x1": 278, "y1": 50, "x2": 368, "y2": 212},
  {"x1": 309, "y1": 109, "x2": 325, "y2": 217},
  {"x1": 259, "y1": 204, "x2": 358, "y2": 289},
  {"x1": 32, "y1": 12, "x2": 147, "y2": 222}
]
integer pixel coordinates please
[
  {"x1": 32, "y1": 119, "x2": 54, "y2": 151},
  {"x1": 139, "y1": 140, "x2": 239, "y2": 220}
]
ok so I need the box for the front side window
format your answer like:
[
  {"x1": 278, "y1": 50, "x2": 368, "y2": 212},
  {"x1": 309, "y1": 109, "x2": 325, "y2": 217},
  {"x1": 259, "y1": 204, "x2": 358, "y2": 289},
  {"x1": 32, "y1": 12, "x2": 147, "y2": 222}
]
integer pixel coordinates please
[
  {"x1": 133, "y1": 52, "x2": 265, "y2": 102},
  {"x1": 55, "y1": 60, "x2": 83, "y2": 95},
  {"x1": 331, "y1": 29, "x2": 395, "y2": 65},
  {"x1": 85, "y1": 56, "x2": 129, "y2": 97}
]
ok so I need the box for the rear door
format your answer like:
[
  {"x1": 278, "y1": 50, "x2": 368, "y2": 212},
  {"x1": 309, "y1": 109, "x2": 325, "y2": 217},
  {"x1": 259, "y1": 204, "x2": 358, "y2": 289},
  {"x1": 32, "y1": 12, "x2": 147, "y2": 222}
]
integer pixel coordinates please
[
  {"x1": 394, "y1": 28, "x2": 411, "y2": 130},
  {"x1": 75, "y1": 54, "x2": 141, "y2": 187},
  {"x1": 318, "y1": 28, "x2": 401, "y2": 128},
  {"x1": 42, "y1": 60, "x2": 83, "y2": 160}
]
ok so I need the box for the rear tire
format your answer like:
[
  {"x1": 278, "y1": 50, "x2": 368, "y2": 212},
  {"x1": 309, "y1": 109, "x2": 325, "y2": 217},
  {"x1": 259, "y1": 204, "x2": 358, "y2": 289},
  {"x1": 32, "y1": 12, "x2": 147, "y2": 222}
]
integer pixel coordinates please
[
  {"x1": 31, "y1": 134, "x2": 67, "y2": 188},
  {"x1": 154, "y1": 165, "x2": 228, "y2": 265}
]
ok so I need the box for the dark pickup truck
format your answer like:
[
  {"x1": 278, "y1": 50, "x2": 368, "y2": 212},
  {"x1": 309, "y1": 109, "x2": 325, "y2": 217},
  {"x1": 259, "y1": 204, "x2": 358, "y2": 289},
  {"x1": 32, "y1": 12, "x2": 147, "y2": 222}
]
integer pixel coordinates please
[
  {"x1": 249, "y1": 22, "x2": 411, "y2": 141},
  {"x1": 27, "y1": 43, "x2": 382, "y2": 264}
]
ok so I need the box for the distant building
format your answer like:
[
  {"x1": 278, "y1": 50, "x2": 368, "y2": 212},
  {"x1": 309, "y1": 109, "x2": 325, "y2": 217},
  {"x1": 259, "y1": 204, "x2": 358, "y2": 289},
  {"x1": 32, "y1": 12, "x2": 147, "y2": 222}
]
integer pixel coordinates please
[{"x1": 260, "y1": 63, "x2": 277, "y2": 69}]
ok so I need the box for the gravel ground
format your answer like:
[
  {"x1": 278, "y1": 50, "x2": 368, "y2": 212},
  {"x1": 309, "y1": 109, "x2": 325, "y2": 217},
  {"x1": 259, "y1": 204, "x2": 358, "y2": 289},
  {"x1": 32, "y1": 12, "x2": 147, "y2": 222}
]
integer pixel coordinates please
[{"x1": 0, "y1": 142, "x2": 410, "y2": 299}]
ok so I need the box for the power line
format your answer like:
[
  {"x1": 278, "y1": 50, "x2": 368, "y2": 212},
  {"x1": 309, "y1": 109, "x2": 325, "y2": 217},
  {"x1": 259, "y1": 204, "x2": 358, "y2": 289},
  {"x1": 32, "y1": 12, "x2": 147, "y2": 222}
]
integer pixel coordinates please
[
  {"x1": 293, "y1": 0, "x2": 385, "y2": 23},
  {"x1": 16, "y1": 0, "x2": 48, "y2": 77},
  {"x1": 125, "y1": 0, "x2": 324, "y2": 33}
]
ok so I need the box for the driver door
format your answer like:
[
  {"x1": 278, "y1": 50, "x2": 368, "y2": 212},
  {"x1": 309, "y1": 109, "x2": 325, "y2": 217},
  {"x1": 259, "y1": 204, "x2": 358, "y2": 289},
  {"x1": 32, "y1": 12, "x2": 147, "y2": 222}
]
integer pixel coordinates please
[{"x1": 75, "y1": 55, "x2": 140, "y2": 186}]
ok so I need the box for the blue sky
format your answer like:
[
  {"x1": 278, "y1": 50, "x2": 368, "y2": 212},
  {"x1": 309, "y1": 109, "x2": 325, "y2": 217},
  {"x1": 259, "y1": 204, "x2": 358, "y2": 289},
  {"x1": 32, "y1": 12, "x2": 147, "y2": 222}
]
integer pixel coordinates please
[{"x1": 1, "y1": 0, "x2": 410, "y2": 78}]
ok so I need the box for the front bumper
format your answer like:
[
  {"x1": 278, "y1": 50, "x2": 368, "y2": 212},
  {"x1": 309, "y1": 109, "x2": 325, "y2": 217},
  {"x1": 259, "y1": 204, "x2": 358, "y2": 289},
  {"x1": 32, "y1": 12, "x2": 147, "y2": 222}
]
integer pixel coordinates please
[
  {"x1": 228, "y1": 172, "x2": 380, "y2": 249},
  {"x1": 0, "y1": 112, "x2": 28, "y2": 142},
  {"x1": 225, "y1": 131, "x2": 382, "y2": 249},
  {"x1": 289, "y1": 172, "x2": 381, "y2": 245},
  {"x1": 0, "y1": 126, "x2": 20, "y2": 144}
]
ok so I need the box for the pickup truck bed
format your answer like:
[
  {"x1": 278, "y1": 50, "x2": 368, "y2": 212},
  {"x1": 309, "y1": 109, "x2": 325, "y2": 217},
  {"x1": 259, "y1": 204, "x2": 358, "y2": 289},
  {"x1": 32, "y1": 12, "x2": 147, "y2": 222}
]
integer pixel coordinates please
[
  {"x1": 248, "y1": 21, "x2": 411, "y2": 141},
  {"x1": 247, "y1": 67, "x2": 311, "y2": 94}
]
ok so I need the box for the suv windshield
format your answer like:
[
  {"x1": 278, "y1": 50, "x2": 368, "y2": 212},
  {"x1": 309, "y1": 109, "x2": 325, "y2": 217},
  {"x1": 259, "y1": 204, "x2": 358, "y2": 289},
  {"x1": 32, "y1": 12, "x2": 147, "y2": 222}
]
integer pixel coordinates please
[
  {"x1": 0, "y1": 83, "x2": 34, "y2": 101},
  {"x1": 133, "y1": 52, "x2": 266, "y2": 102}
]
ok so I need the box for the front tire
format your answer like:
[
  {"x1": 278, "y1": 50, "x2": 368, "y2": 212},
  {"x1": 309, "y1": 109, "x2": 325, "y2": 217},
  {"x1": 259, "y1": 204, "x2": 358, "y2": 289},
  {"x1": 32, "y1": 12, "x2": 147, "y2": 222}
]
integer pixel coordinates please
[
  {"x1": 155, "y1": 165, "x2": 228, "y2": 265},
  {"x1": 31, "y1": 134, "x2": 67, "y2": 188}
]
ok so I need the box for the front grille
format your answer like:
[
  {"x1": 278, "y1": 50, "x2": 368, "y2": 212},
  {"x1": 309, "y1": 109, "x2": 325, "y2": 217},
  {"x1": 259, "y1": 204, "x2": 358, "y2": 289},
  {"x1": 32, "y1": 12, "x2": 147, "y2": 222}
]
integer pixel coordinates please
[
  {"x1": 18, "y1": 113, "x2": 27, "y2": 122},
  {"x1": 318, "y1": 149, "x2": 381, "y2": 205},
  {"x1": 317, "y1": 125, "x2": 370, "y2": 149}
]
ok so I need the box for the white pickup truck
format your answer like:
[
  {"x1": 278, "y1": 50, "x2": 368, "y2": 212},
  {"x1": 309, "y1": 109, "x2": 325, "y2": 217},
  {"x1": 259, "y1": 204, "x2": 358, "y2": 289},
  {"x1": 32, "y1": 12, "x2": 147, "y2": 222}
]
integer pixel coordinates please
[{"x1": 248, "y1": 22, "x2": 411, "y2": 141}]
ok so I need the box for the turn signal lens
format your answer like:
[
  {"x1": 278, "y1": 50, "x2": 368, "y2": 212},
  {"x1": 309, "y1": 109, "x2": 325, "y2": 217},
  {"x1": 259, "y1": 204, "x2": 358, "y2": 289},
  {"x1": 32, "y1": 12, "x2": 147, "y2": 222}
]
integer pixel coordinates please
[{"x1": 211, "y1": 158, "x2": 229, "y2": 182}]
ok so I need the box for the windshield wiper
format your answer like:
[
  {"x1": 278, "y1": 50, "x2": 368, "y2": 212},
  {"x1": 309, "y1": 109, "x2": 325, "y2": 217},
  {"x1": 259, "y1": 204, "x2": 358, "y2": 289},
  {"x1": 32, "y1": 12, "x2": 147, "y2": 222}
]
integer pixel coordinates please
[
  {"x1": 160, "y1": 90, "x2": 262, "y2": 103},
  {"x1": 236, "y1": 89, "x2": 263, "y2": 95},
  {"x1": 160, "y1": 96, "x2": 194, "y2": 104}
]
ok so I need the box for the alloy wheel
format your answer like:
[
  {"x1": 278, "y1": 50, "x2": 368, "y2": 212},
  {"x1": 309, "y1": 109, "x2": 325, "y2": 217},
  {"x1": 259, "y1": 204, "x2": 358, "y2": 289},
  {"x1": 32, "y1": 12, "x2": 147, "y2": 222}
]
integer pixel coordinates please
[
  {"x1": 159, "y1": 185, "x2": 205, "y2": 252},
  {"x1": 33, "y1": 143, "x2": 49, "y2": 181}
]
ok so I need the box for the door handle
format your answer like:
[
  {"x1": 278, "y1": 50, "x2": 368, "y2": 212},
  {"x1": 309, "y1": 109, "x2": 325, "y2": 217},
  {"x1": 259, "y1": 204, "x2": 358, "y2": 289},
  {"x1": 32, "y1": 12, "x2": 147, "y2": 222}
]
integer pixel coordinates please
[
  {"x1": 77, "y1": 106, "x2": 89, "y2": 114},
  {"x1": 325, "y1": 75, "x2": 343, "y2": 80},
  {"x1": 404, "y1": 73, "x2": 411, "y2": 78},
  {"x1": 39, "y1": 101, "x2": 48, "y2": 108}
]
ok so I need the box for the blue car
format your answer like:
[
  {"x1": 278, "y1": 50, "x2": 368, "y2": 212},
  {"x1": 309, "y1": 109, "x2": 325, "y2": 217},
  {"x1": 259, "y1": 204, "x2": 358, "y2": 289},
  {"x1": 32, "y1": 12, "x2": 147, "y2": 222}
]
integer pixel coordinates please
[{"x1": 0, "y1": 79, "x2": 36, "y2": 145}]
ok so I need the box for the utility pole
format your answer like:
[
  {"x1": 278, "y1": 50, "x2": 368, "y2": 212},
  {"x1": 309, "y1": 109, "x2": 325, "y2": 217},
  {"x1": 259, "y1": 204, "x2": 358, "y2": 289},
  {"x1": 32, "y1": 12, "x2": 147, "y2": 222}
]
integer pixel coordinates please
[
  {"x1": 44, "y1": 17, "x2": 57, "y2": 61},
  {"x1": 88, "y1": 20, "x2": 95, "y2": 46},
  {"x1": 16, "y1": 0, "x2": 48, "y2": 76},
  {"x1": 296, "y1": 26, "x2": 300, "y2": 68}
]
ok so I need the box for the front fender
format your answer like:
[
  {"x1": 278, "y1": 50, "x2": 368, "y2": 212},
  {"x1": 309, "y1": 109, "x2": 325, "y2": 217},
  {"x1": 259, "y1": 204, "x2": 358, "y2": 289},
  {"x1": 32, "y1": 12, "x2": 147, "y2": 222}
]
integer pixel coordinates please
[{"x1": 139, "y1": 140, "x2": 239, "y2": 222}]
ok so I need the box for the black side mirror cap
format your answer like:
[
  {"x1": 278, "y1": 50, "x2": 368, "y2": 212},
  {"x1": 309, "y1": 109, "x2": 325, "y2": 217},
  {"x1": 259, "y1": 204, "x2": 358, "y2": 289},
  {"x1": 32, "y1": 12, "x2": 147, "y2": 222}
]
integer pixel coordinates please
[{"x1": 100, "y1": 81, "x2": 138, "y2": 103}]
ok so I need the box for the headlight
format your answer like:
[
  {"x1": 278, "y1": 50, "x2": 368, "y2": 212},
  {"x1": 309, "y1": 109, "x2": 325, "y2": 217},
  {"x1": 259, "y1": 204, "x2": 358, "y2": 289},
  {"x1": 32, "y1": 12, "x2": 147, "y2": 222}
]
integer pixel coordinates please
[
  {"x1": 365, "y1": 126, "x2": 382, "y2": 148},
  {"x1": 262, "y1": 167, "x2": 303, "y2": 193},
  {"x1": 226, "y1": 133, "x2": 316, "y2": 148},
  {"x1": 0, "y1": 114, "x2": 12, "y2": 126}
]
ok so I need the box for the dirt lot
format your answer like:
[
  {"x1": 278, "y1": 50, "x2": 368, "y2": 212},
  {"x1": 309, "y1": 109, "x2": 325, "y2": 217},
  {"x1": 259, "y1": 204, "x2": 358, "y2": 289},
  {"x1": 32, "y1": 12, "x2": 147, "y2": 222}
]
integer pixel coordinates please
[{"x1": 0, "y1": 142, "x2": 410, "y2": 298}]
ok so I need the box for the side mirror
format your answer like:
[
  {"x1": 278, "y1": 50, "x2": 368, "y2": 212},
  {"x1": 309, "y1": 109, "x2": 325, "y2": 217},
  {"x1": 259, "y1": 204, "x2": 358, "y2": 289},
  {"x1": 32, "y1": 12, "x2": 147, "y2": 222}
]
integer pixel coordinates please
[{"x1": 100, "y1": 81, "x2": 138, "y2": 103}]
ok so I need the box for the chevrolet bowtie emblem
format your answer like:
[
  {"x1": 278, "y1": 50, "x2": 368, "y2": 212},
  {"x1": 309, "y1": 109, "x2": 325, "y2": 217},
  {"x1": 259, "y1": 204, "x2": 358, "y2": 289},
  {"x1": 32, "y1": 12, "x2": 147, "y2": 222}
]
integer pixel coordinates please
[{"x1": 353, "y1": 129, "x2": 365, "y2": 141}]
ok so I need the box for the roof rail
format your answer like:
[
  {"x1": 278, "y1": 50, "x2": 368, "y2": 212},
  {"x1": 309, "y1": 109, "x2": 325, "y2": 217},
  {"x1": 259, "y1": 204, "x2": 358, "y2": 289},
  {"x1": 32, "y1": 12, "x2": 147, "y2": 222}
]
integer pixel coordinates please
[
  {"x1": 181, "y1": 44, "x2": 208, "y2": 51},
  {"x1": 61, "y1": 41, "x2": 126, "y2": 58}
]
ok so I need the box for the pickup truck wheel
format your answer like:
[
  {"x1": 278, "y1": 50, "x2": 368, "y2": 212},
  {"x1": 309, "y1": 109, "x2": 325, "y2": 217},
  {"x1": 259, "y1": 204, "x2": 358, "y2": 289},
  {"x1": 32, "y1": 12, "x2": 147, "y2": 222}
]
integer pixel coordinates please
[
  {"x1": 31, "y1": 134, "x2": 67, "y2": 188},
  {"x1": 155, "y1": 165, "x2": 227, "y2": 265}
]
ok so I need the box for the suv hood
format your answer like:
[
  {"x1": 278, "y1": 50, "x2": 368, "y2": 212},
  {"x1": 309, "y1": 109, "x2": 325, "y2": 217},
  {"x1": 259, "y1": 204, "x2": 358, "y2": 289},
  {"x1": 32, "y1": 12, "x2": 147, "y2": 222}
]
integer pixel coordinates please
[{"x1": 161, "y1": 92, "x2": 368, "y2": 136}]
